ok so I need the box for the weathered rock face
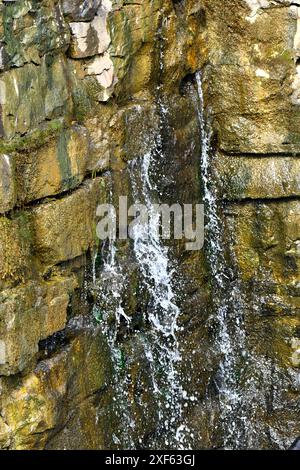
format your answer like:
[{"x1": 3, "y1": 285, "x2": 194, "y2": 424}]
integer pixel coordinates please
[
  {"x1": 0, "y1": 0, "x2": 299, "y2": 450},
  {"x1": 199, "y1": 0, "x2": 300, "y2": 449}
]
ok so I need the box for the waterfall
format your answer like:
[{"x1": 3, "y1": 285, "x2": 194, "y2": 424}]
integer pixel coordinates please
[
  {"x1": 129, "y1": 145, "x2": 190, "y2": 449},
  {"x1": 195, "y1": 71, "x2": 250, "y2": 449},
  {"x1": 89, "y1": 19, "x2": 196, "y2": 446},
  {"x1": 90, "y1": 70, "x2": 266, "y2": 450},
  {"x1": 91, "y1": 182, "x2": 136, "y2": 449},
  {"x1": 91, "y1": 105, "x2": 193, "y2": 448}
]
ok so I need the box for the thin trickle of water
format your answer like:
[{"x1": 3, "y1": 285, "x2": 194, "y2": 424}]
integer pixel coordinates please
[
  {"x1": 195, "y1": 71, "x2": 249, "y2": 449},
  {"x1": 91, "y1": 183, "x2": 135, "y2": 450},
  {"x1": 195, "y1": 71, "x2": 294, "y2": 450},
  {"x1": 195, "y1": 71, "x2": 300, "y2": 451}
]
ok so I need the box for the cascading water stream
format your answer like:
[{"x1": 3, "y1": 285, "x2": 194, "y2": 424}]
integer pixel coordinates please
[
  {"x1": 194, "y1": 72, "x2": 300, "y2": 450},
  {"x1": 89, "y1": 18, "x2": 196, "y2": 448},
  {"x1": 129, "y1": 145, "x2": 191, "y2": 448},
  {"x1": 194, "y1": 71, "x2": 250, "y2": 449},
  {"x1": 91, "y1": 183, "x2": 136, "y2": 449},
  {"x1": 91, "y1": 105, "x2": 192, "y2": 448}
]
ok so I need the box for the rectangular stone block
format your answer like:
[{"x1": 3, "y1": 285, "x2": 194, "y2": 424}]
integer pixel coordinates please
[
  {"x1": 30, "y1": 177, "x2": 106, "y2": 270},
  {"x1": 0, "y1": 285, "x2": 38, "y2": 376},
  {"x1": 0, "y1": 154, "x2": 16, "y2": 214},
  {"x1": 15, "y1": 125, "x2": 90, "y2": 204},
  {"x1": 217, "y1": 155, "x2": 300, "y2": 200},
  {"x1": 0, "y1": 276, "x2": 76, "y2": 376},
  {"x1": 0, "y1": 54, "x2": 71, "y2": 139},
  {"x1": 39, "y1": 277, "x2": 77, "y2": 341},
  {"x1": 204, "y1": 5, "x2": 300, "y2": 153},
  {"x1": 1, "y1": 319, "x2": 111, "y2": 449},
  {"x1": 227, "y1": 200, "x2": 300, "y2": 315}
]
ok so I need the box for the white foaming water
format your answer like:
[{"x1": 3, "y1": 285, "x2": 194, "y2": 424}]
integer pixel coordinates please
[
  {"x1": 131, "y1": 152, "x2": 180, "y2": 341},
  {"x1": 129, "y1": 144, "x2": 191, "y2": 449},
  {"x1": 130, "y1": 29, "x2": 192, "y2": 448},
  {"x1": 92, "y1": 136, "x2": 191, "y2": 448},
  {"x1": 92, "y1": 185, "x2": 135, "y2": 450}
]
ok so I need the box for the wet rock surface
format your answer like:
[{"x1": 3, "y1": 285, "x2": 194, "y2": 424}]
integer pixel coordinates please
[{"x1": 0, "y1": 0, "x2": 299, "y2": 450}]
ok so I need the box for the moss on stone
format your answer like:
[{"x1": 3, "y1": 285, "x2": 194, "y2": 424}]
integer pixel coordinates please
[
  {"x1": 0, "y1": 215, "x2": 32, "y2": 283},
  {"x1": 0, "y1": 119, "x2": 64, "y2": 155},
  {"x1": 72, "y1": 88, "x2": 93, "y2": 123}
]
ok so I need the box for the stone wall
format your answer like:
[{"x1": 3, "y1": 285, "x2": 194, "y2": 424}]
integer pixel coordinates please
[
  {"x1": 0, "y1": 0, "x2": 299, "y2": 449},
  {"x1": 200, "y1": 0, "x2": 300, "y2": 448}
]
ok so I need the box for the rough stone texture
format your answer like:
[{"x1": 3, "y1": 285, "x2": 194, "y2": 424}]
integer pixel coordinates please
[
  {"x1": 0, "y1": 214, "x2": 33, "y2": 286},
  {"x1": 30, "y1": 177, "x2": 106, "y2": 270},
  {"x1": 0, "y1": 317, "x2": 112, "y2": 450},
  {"x1": 0, "y1": 54, "x2": 72, "y2": 139},
  {"x1": 199, "y1": 0, "x2": 300, "y2": 449},
  {"x1": 202, "y1": 0, "x2": 300, "y2": 154},
  {"x1": 0, "y1": 276, "x2": 77, "y2": 376},
  {"x1": 0, "y1": 416, "x2": 10, "y2": 449},
  {"x1": 216, "y1": 155, "x2": 300, "y2": 200},
  {"x1": 0, "y1": 0, "x2": 299, "y2": 451},
  {"x1": 0, "y1": 0, "x2": 70, "y2": 71},
  {"x1": 14, "y1": 125, "x2": 90, "y2": 204},
  {"x1": 0, "y1": 154, "x2": 15, "y2": 213},
  {"x1": 69, "y1": 5, "x2": 111, "y2": 59},
  {"x1": 62, "y1": 0, "x2": 101, "y2": 21},
  {"x1": 228, "y1": 200, "x2": 300, "y2": 304}
]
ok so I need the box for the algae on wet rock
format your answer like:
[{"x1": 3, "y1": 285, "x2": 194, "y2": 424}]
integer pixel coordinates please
[
  {"x1": 0, "y1": 214, "x2": 32, "y2": 285},
  {"x1": 0, "y1": 0, "x2": 299, "y2": 451},
  {"x1": 0, "y1": 54, "x2": 72, "y2": 139},
  {"x1": 0, "y1": 275, "x2": 77, "y2": 376},
  {"x1": 30, "y1": 177, "x2": 107, "y2": 270},
  {"x1": 1, "y1": 320, "x2": 112, "y2": 449},
  {"x1": 0, "y1": 153, "x2": 16, "y2": 213}
]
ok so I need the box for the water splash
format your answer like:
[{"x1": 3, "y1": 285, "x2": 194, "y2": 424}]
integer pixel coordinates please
[
  {"x1": 129, "y1": 147, "x2": 190, "y2": 449},
  {"x1": 91, "y1": 182, "x2": 135, "y2": 450},
  {"x1": 91, "y1": 118, "x2": 192, "y2": 449}
]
